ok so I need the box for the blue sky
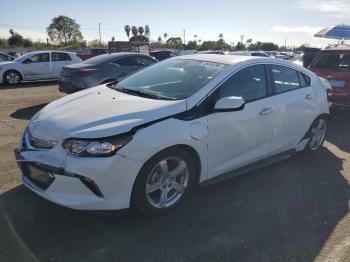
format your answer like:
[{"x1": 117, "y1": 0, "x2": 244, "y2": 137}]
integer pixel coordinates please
[{"x1": 1, "y1": 0, "x2": 350, "y2": 47}]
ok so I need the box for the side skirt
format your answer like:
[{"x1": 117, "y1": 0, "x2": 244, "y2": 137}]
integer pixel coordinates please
[{"x1": 201, "y1": 149, "x2": 296, "y2": 186}]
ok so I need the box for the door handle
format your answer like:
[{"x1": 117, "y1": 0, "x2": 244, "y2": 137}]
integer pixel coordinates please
[
  {"x1": 305, "y1": 94, "x2": 313, "y2": 100},
  {"x1": 259, "y1": 107, "x2": 273, "y2": 116}
]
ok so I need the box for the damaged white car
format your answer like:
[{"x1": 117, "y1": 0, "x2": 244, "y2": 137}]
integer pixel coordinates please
[{"x1": 15, "y1": 55, "x2": 329, "y2": 216}]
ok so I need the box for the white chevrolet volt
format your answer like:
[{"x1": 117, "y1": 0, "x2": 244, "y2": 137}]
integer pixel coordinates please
[{"x1": 15, "y1": 55, "x2": 329, "y2": 216}]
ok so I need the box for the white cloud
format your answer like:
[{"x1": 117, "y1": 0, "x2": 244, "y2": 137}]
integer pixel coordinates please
[
  {"x1": 0, "y1": 27, "x2": 47, "y2": 41},
  {"x1": 298, "y1": 0, "x2": 350, "y2": 17},
  {"x1": 270, "y1": 26, "x2": 323, "y2": 35}
]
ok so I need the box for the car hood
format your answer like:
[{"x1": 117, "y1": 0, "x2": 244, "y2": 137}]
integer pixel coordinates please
[{"x1": 28, "y1": 85, "x2": 187, "y2": 141}]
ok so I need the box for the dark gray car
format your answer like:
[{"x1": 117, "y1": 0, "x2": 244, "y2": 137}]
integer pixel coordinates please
[{"x1": 58, "y1": 52, "x2": 158, "y2": 94}]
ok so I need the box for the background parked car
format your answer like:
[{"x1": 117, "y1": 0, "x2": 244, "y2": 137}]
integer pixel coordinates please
[
  {"x1": 0, "y1": 52, "x2": 15, "y2": 62},
  {"x1": 232, "y1": 51, "x2": 270, "y2": 57},
  {"x1": 309, "y1": 46, "x2": 350, "y2": 107},
  {"x1": 76, "y1": 48, "x2": 109, "y2": 61},
  {"x1": 59, "y1": 52, "x2": 158, "y2": 94},
  {"x1": 149, "y1": 49, "x2": 178, "y2": 61},
  {"x1": 197, "y1": 50, "x2": 225, "y2": 55},
  {"x1": 0, "y1": 51, "x2": 81, "y2": 85}
]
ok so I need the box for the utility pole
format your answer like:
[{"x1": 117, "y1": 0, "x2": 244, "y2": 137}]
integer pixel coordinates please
[
  {"x1": 183, "y1": 29, "x2": 186, "y2": 50},
  {"x1": 284, "y1": 38, "x2": 287, "y2": 50},
  {"x1": 98, "y1": 22, "x2": 102, "y2": 46}
]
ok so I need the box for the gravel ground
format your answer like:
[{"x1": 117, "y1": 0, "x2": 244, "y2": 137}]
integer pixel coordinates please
[{"x1": 0, "y1": 82, "x2": 350, "y2": 262}]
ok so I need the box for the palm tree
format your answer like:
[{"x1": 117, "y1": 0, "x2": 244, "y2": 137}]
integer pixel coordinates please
[
  {"x1": 219, "y1": 33, "x2": 223, "y2": 40},
  {"x1": 124, "y1": 25, "x2": 130, "y2": 40},
  {"x1": 138, "y1": 26, "x2": 144, "y2": 36},
  {"x1": 194, "y1": 34, "x2": 198, "y2": 43},
  {"x1": 198, "y1": 39, "x2": 202, "y2": 45},
  {"x1": 163, "y1": 33, "x2": 168, "y2": 42},
  {"x1": 131, "y1": 26, "x2": 138, "y2": 37},
  {"x1": 145, "y1": 25, "x2": 150, "y2": 40},
  {"x1": 158, "y1": 36, "x2": 162, "y2": 44}
]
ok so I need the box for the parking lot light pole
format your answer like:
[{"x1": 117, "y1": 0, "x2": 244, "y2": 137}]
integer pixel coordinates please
[{"x1": 98, "y1": 22, "x2": 102, "y2": 46}]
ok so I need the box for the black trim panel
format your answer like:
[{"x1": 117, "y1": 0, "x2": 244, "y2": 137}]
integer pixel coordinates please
[{"x1": 201, "y1": 149, "x2": 296, "y2": 186}]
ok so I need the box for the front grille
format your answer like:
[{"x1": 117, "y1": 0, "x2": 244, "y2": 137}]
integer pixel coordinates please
[{"x1": 23, "y1": 164, "x2": 55, "y2": 191}]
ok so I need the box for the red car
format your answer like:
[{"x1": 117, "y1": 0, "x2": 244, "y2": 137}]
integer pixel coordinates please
[
  {"x1": 76, "y1": 48, "x2": 109, "y2": 61},
  {"x1": 309, "y1": 47, "x2": 350, "y2": 107}
]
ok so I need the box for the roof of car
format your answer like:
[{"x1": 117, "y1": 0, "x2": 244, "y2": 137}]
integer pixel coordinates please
[
  {"x1": 323, "y1": 45, "x2": 350, "y2": 51},
  {"x1": 174, "y1": 54, "x2": 256, "y2": 65}
]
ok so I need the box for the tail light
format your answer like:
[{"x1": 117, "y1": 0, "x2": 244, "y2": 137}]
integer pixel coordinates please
[{"x1": 78, "y1": 71, "x2": 91, "y2": 77}]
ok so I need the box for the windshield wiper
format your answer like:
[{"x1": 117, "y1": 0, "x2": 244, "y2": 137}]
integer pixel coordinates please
[{"x1": 116, "y1": 88, "x2": 163, "y2": 100}]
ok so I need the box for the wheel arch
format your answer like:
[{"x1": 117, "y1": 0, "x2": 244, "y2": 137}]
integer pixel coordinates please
[
  {"x1": 129, "y1": 143, "x2": 202, "y2": 207},
  {"x1": 303, "y1": 113, "x2": 329, "y2": 140},
  {"x1": 3, "y1": 69, "x2": 23, "y2": 82}
]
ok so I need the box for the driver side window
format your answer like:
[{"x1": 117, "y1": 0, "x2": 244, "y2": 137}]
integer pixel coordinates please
[
  {"x1": 26, "y1": 53, "x2": 50, "y2": 63},
  {"x1": 219, "y1": 65, "x2": 268, "y2": 103}
]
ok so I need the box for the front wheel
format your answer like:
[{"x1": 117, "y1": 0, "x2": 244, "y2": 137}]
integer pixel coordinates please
[
  {"x1": 132, "y1": 148, "x2": 196, "y2": 216},
  {"x1": 306, "y1": 117, "x2": 327, "y2": 151},
  {"x1": 4, "y1": 70, "x2": 22, "y2": 85}
]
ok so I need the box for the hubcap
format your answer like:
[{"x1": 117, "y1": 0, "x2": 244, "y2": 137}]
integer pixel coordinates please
[
  {"x1": 309, "y1": 119, "x2": 326, "y2": 150},
  {"x1": 146, "y1": 157, "x2": 189, "y2": 208},
  {"x1": 6, "y1": 72, "x2": 20, "y2": 85}
]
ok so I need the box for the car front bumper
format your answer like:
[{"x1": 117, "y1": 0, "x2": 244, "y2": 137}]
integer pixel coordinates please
[{"x1": 15, "y1": 147, "x2": 143, "y2": 211}]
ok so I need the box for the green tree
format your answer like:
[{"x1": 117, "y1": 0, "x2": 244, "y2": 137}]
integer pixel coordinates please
[
  {"x1": 163, "y1": 33, "x2": 168, "y2": 42},
  {"x1": 145, "y1": 25, "x2": 150, "y2": 40},
  {"x1": 131, "y1": 26, "x2": 138, "y2": 37},
  {"x1": 124, "y1": 25, "x2": 131, "y2": 40},
  {"x1": 8, "y1": 29, "x2": 23, "y2": 47},
  {"x1": 88, "y1": 39, "x2": 107, "y2": 48},
  {"x1": 47, "y1": 15, "x2": 83, "y2": 45},
  {"x1": 23, "y1": 38, "x2": 33, "y2": 48},
  {"x1": 138, "y1": 26, "x2": 144, "y2": 36},
  {"x1": 0, "y1": 38, "x2": 8, "y2": 47},
  {"x1": 186, "y1": 40, "x2": 197, "y2": 50},
  {"x1": 199, "y1": 41, "x2": 216, "y2": 51},
  {"x1": 166, "y1": 37, "x2": 183, "y2": 50}
]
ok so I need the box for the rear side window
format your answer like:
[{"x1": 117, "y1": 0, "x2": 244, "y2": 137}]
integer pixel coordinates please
[
  {"x1": 28, "y1": 53, "x2": 49, "y2": 63},
  {"x1": 115, "y1": 57, "x2": 138, "y2": 66},
  {"x1": 314, "y1": 53, "x2": 350, "y2": 71},
  {"x1": 271, "y1": 65, "x2": 300, "y2": 94},
  {"x1": 52, "y1": 52, "x2": 71, "y2": 61},
  {"x1": 298, "y1": 72, "x2": 311, "y2": 87},
  {"x1": 219, "y1": 64, "x2": 268, "y2": 102},
  {"x1": 134, "y1": 56, "x2": 156, "y2": 66}
]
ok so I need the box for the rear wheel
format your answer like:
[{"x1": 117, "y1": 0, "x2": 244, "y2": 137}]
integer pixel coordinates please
[
  {"x1": 132, "y1": 148, "x2": 196, "y2": 216},
  {"x1": 4, "y1": 70, "x2": 22, "y2": 85},
  {"x1": 306, "y1": 117, "x2": 327, "y2": 151}
]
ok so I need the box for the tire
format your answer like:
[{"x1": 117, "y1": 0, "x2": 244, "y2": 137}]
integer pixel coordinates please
[
  {"x1": 306, "y1": 116, "x2": 327, "y2": 151},
  {"x1": 4, "y1": 70, "x2": 22, "y2": 85},
  {"x1": 132, "y1": 147, "x2": 197, "y2": 216}
]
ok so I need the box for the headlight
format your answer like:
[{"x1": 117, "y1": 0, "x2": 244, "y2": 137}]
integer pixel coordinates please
[{"x1": 63, "y1": 134, "x2": 132, "y2": 157}]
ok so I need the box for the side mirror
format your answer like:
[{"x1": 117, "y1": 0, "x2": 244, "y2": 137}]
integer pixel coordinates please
[{"x1": 214, "y1": 96, "x2": 245, "y2": 112}]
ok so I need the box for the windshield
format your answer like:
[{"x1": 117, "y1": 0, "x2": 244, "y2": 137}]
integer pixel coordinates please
[
  {"x1": 14, "y1": 52, "x2": 33, "y2": 62},
  {"x1": 111, "y1": 59, "x2": 227, "y2": 100}
]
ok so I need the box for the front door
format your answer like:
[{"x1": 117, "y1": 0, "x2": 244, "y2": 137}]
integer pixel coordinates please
[
  {"x1": 21, "y1": 53, "x2": 50, "y2": 80},
  {"x1": 207, "y1": 64, "x2": 276, "y2": 179}
]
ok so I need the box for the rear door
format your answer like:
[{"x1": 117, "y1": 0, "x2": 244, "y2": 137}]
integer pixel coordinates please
[
  {"x1": 269, "y1": 65, "x2": 316, "y2": 154},
  {"x1": 51, "y1": 52, "x2": 73, "y2": 78},
  {"x1": 21, "y1": 53, "x2": 50, "y2": 80}
]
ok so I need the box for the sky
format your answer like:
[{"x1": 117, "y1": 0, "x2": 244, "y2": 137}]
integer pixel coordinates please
[{"x1": 1, "y1": 0, "x2": 350, "y2": 48}]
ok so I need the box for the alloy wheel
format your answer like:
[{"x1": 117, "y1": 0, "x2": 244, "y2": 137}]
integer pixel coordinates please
[
  {"x1": 6, "y1": 72, "x2": 20, "y2": 85},
  {"x1": 146, "y1": 157, "x2": 189, "y2": 208},
  {"x1": 309, "y1": 118, "x2": 327, "y2": 150}
]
